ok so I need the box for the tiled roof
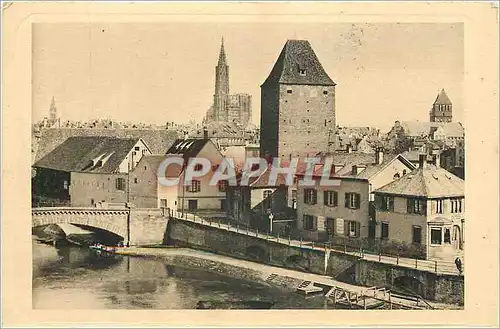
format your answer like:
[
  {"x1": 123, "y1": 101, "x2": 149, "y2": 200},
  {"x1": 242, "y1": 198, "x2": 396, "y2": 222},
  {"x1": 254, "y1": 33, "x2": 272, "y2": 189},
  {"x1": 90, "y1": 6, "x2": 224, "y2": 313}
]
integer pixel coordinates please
[
  {"x1": 249, "y1": 165, "x2": 291, "y2": 188},
  {"x1": 165, "y1": 138, "x2": 211, "y2": 160},
  {"x1": 374, "y1": 164, "x2": 464, "y2": 198},
  {"x1": 34, "y1": 128, "x2": 179, "y2": 164},
  {"x1": 190, "y1": 122, "x2": 245, "y2": 138},
  {"x1": 262, "y1": 40, "x2": 336, "y2": 87},
  {"x1": 402, "y1": 150, "x2": 434, "y2": 163},
  {"x1": 33, "y1": 136, "x2": 142, "y2": 174},
  {"x1": 439, "y1": 122, "x2": 464, "y2": 138},
  {"x1": 434, "y1": 89, "x2": 452, "y2": 105},
  {"x1": 399, "y1": 121, "x2": 440, "y2": 137}
]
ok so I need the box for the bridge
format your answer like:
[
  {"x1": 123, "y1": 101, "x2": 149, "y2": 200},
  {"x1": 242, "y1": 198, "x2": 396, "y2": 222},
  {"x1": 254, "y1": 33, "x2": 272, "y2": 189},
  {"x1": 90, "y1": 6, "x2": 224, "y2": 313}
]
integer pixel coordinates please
[{"x1": 32, "y1": 207, "x2": 167, "y2": 245}]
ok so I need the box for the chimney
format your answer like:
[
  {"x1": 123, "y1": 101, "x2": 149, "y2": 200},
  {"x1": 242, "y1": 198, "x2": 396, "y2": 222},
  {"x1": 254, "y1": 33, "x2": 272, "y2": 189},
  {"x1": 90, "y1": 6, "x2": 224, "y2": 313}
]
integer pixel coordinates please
[
  {"x1": 375, "y1": 148, "x2": 384, "y2": 165},
  {"x1": 347, "y1": 144, "x2": 353, "y2": 153},
  {"x1": 418, "y1": 154, "x2": 427, "y2": 168},
  {"x1": 203, "y1": 127, "x2": 209, "y2": 140}
]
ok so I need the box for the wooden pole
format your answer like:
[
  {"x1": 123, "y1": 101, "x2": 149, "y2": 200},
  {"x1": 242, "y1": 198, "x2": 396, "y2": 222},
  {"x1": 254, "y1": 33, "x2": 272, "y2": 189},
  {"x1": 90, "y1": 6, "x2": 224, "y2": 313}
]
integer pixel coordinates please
[{"x1": 434, "y1": 260, "x2": 438, "y2": 272}]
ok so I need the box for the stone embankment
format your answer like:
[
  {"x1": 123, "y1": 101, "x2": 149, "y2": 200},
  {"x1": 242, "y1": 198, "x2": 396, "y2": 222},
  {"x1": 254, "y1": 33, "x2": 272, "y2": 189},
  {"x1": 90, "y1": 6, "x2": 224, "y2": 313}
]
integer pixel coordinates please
[{"x1": 114, "y1": 247, "x2": 462, "y2": 310}]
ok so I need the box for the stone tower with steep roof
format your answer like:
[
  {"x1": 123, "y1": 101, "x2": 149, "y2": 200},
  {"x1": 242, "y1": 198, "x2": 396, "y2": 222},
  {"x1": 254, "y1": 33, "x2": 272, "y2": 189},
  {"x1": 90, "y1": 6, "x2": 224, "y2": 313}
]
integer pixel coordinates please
[
  {"x1": 430, "y1": 89, "x2": 453, "y2": 123},
  {"x1": 260, "y1": 39, "x2": 336, "y2": 159}
]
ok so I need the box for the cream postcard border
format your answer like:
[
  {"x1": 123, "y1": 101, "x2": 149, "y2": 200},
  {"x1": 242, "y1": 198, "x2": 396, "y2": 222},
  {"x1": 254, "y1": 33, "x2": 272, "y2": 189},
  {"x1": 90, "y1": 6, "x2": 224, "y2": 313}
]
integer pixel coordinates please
[{"x1": 2, "y1": 2, "x2": 498, "y2": 327}]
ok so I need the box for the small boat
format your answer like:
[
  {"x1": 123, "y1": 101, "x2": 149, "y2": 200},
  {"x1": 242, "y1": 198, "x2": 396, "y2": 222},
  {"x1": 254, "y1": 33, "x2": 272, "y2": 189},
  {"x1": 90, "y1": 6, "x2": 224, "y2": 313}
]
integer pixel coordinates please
[{"x1": 89, "y1": 243, "x2": 117, "y2": 255}]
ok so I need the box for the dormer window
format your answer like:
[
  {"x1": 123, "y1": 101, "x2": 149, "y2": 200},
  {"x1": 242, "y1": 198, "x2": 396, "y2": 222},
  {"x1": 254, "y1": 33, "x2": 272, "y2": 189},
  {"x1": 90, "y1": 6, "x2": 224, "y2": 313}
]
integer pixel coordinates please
[{"x1": 299, "y1": 69, "x2": 306, "y2": 76}]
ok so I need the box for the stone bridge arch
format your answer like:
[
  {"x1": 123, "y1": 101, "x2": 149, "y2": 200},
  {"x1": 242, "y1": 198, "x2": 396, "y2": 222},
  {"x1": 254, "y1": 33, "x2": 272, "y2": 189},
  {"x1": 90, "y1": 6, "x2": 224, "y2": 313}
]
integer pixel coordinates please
[{"x1": 32, "y1": 208, "x2": 128, "y2": 239}]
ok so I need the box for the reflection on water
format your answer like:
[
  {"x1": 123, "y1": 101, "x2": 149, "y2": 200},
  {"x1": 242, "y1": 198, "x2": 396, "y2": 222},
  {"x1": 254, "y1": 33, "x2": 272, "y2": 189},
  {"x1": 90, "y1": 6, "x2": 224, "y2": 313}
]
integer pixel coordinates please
[{"x1": 32, "y1": 241, "x2": 332, "y2": 309}]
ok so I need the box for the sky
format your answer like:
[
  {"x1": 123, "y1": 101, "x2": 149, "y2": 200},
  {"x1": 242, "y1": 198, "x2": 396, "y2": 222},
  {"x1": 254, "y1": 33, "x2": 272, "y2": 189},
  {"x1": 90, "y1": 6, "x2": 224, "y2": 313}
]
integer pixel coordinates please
[{"x1": 32, "y1": 22, "x2": 463, "y2": 132}]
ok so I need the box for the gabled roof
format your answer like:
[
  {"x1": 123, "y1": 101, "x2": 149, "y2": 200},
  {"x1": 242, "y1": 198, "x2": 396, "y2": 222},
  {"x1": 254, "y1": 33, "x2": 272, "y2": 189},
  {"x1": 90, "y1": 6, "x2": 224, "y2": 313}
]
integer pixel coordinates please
[
  {"x1": 436, "y1": 122, "x2": 464, "y2": 138},
  {"x1": 399, "y1": 121, "x2": 440, "y2": 137},
  {"x1": 33, "y1": 136, "x2": 143, "y2": 174},
  {"x1": 434, "y1": 89, "x2": 452, "y2": 105},
  {"x1": 262, "y1": 40, "x2": 336, "y2": 87},
  {"x1": 166, "y1": 138, "x2": 212, "y2": 158},
  {"x1": 374, "y1": 164, "x2": 464, "y2": 198},
  {"x1": 355, "y1": 154, "x2": 416, "y2": 180}
]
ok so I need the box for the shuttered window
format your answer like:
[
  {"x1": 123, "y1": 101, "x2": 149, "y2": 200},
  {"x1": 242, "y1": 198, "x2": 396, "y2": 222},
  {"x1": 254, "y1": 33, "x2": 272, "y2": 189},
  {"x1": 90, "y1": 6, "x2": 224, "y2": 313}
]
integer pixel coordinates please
[
  {"x1": 324, "y1": 191, "x2": 338, "y2": 207},
  {"x1": 304, "y1": 188, "x2": 317, "y2": 205},
  {"x1": 115, "y1": 178, "x2": 126, "y2": 191},
  {"x1": 303, "y1": 215, "x2": 317, "y2": 231},
  {"x1": 345, "y1": 193, "x2": 361, "y2": 209},
  {"x1": 407, "y1": 198, "x2": 426, "y2": 215},
  {"x1": 345, "y1": 220, "x2": 360, "y2": 238}
]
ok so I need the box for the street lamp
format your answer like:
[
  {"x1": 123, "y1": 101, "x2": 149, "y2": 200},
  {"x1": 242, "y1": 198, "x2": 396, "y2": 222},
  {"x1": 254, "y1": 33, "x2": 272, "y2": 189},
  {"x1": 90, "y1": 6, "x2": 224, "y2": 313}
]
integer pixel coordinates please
[{"x1": 269, "y1": 212, "x2": 274, "y2": 234}]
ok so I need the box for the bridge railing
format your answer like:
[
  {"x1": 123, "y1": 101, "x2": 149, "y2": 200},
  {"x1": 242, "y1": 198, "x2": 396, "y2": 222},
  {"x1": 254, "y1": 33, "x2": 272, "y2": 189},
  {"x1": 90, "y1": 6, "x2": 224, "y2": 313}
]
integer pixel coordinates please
[{"x1": 169, "y1": 211, "x2": 464, "y2": 276}]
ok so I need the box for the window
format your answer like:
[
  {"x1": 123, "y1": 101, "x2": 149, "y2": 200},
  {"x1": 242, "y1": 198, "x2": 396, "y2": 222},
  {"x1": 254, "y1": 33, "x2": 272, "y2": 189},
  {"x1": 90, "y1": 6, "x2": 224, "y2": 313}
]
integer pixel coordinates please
[
  {"x1": 142, "y1": 149, "x2": 147, "y2": 155},
  {"x1": 186, "y1": 180, "x2": 201, "y2": 193},
  {"x1": 431, "y1": 228, "x2": 442, "y2": 245},
  {"x1": 407, "y1": 198, "x2": 426, "y2": 215},
  {"x1": 115, "y1": 177, "x2": 126, "y2": 191},
  {"x1": 194, "y1": 164, "x2": 203, "y2": 171},
  {"x1": 412, "y1": 226, "x2": 422, "y2": 244},
  {"x1": 303, "y1": 188, "x2": 317, "y2": 205},
  {"x1": 393, "y1": 173, "x2": 400, "y2": 180},
  {"x1": 345, "y1": 193, "x2": 361, "y2": 209},
  {"x1": 347, "y1": 221, "x2": 360, "y2": 238},
  {"x1": 451, "y1": 198, "x2": 463, "y2": 213},
  {"x1": 220, "y1": 200, "x2": 227, "y2": 211},
  {"x1": 324, "y1": 191, "x2": 338, "y2": 207},
  {"x1": 299, "y1": 68, "x2": 306, "y2": 76},
  {"x1": 218, "y1": 180, "x2": 228, "y2": 192},
  {"x1": 323, "y1": 90, "x2": 328, "y2": 95},
  {"x1": 435, "y1": 199, "x2": 443, "y2": 214},
  {"x1": 444, "y1": 228, "x2": 451, "y2": 243},
  {"x1": 287, "y1": 88, "x2": 293, "y2": 94},
  {"x1": 134, "y1": 178, "x2": 138, "y2": 184},
  {"x1": 134, "y1": 146, "x2": 140, "y2": 151},
  {"x1": 377, "y1": 195, "x2": 394, "y2": 211},
  {"x1": 63, "y1": 180, "x2": 68, "y2": 190},
  {"x1": 263, "y1": 189, "x2": 273, "y2": 209},
  {"x1": 303, "y1": 215, "x2": 317, "y2": 231},
  {"x1": 381, "y1": 222, "x2": 389, "y2": 240},
  {"x1": 291, "y1": 189, "x2": 297, "y2": 209},
  {"x1": 91, "y1": 198, "x2": 95, "y2": 205},
  {"x1": 188, "y1": 199, "x2": 198, "y2": 211},
  {"x1": 403, "y1": 169, "x2": 407, "y2": 175}
]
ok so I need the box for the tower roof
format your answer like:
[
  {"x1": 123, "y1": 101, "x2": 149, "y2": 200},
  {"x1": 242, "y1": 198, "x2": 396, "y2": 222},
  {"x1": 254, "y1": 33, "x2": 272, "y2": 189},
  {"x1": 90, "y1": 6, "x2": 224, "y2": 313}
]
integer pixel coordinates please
[
  {"x1": 434, "y1": 89, "x2": 452, "y2": 105},
  {"x1": 218, "y1": 37, "x2": 227, "y2": 66},
  {"x1": 262, "y1": 39, "x2": 336, "y2": 87}
]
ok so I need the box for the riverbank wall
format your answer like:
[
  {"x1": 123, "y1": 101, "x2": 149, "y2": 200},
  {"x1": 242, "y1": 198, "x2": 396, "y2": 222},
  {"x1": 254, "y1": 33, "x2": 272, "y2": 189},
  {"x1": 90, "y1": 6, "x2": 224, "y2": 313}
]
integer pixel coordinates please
[
  {"x1": 114, "y1": 247, "x2": 462, "y2": 310},
  {"x1": 164, "y1": 218, "x2": 464, "y2": 305}
]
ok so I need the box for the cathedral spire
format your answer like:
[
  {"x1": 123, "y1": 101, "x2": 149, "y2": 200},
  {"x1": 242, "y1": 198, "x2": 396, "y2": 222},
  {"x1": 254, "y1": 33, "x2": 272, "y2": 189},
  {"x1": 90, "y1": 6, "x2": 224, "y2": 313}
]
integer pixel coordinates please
[
  {"x1": 49, "y1": 96, "x2": 57, "y2": 121},
  {"x1": 218, "y1": 36, "x2": 227, "y2": 65}
]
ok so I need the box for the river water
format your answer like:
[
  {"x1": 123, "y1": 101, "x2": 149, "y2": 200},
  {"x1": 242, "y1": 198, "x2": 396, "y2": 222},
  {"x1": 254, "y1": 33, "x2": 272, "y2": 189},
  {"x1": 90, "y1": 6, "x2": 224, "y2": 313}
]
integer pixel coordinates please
[{"x1": 32, "y1": 240, "x2": 333, "y2": 309}]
